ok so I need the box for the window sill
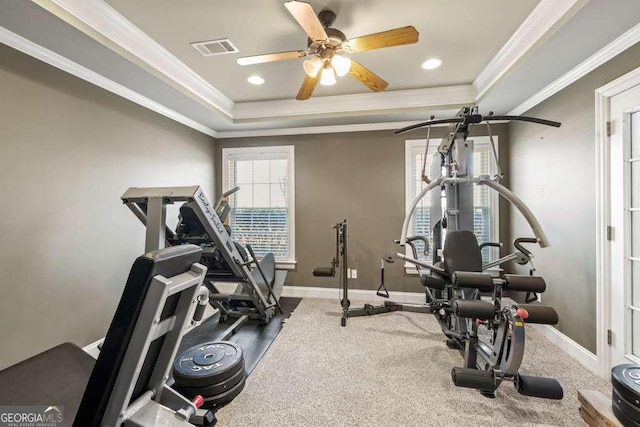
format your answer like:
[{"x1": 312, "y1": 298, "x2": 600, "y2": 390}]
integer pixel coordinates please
[{"x1": 276, "y1": 260, "x2": 297, "y2": 270}]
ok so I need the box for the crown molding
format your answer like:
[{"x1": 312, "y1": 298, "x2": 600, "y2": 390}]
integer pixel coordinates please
[
  {"x1": 40, "y1": 0, "x2": 234, "y2": 118},
  {"x1": 473, "y1": 0, "x2": 585, "y2": 101},
  {"x1": 0, "y1": 26, "x2": 218, "y2": 138},
  {"x1": 232, "y1": 85, "x2": 476, "y2": 122},
  {"x1": 509, "y1": 21, "x2": 640, "y2": 115}
]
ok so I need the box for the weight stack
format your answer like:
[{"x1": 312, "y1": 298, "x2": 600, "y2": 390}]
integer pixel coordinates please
[
  {"x1": 173, "y1": 341, "x2": 247, "y2": 411},
  {"x1": 612, "y1": 364, "x2": 640, "y2": 426}
]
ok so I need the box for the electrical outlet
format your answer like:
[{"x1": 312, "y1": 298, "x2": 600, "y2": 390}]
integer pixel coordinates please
[{"x1": 352, "y1": 269, "x2": 357, "y2": 279}]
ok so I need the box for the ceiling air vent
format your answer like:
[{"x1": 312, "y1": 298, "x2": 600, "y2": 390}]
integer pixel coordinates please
[{"x1": 190, "y1": 38, "x2": 239, "y2": 57}]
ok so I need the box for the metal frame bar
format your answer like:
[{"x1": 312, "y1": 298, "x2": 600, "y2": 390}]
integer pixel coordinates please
[{"x1": 121, "y1": 186, "x2": 277, "y2": 323}]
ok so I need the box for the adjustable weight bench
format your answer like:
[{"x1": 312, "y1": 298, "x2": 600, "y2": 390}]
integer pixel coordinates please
[{"x1": 0, "y1": 245, "x2": 219, "y2": 425}]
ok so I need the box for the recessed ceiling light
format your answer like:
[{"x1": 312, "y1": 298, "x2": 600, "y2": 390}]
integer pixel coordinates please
[
  {"x1": 247, "y1": 75, "x2": 265, "y2": 85},
  {"x1": 421, "y1": 58, "x2": 442, "y2": 70}
]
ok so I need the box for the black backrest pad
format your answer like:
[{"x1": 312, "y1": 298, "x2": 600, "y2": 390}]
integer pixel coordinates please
[
  {"x1": 443, "y1": 230, "x2": 482, "y2": 274},
  {"x1": 179, "y1": 204, "x2": 207, "y2": 236},
  {"x1": 74, "y1": 245, "x2": 202, "y2": 427}
]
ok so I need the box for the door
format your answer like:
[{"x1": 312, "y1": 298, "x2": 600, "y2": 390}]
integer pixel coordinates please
[{"x1": 610, "y1": 83, "x2": 640, "y2": 367}]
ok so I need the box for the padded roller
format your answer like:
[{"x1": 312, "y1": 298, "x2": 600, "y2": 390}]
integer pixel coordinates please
[
  {"x1": 312, "y1": 267, "x2": 334, "y2": 277},
  {"x1": 452, "y1": 271, "x2": 494, "y2": 290},
  {"x1": 420, "y1": 275, "x2": 447, "y2": 290},
  {"x1": 518, "y1": 304, "x2": 559, "y2": 325},
  {"x1": 453, "y1": 300, "x2": 495, "y2": 320},
  {"x1": 451, "y1": 367, "x2": 496, "y2": 391},
  {"x1": 514, "y1": 374, "x2": 563, "y2": 400},
  {"x1": 504, "y1": 274, "x2": 546, "y2": 293}
]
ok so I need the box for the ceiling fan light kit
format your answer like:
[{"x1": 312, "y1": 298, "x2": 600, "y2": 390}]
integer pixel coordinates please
[
  {"x1": 319, "y1": 64, "x2": 337, "y2": 86},
  {"x1": 331, "y1": 54, "x2": 351, "y2": 77},
  {"x1": 236, "y1": 0, "x2": 420, "y2": 100},
  {"x1": 303, "y1": 56, "x2": 323, "y2": 78}
]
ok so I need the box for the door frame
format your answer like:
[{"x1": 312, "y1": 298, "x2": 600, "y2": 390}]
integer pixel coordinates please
[{"x1": 596, "y1": 65, "x2": 640, "y2": 377}]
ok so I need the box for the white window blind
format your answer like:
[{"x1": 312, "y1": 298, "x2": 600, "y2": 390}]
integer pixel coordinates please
[
  {"x1": 405, "y1": 138, "x2": 498, "y2": 264},
  {"x1": 222, "y1": 146, "x2": 295, "y2": 263}
]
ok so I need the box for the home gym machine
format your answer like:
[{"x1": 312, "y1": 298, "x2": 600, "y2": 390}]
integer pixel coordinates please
[
  {"x1": 313, "y1": 221, "x2": 428, "y2": 326},
  {"x1": 333, "y1": 107, "x2": 565, "y2": 399},
  {"x1": 121, "y1": 186, "x2": 284, "y2": 336}
]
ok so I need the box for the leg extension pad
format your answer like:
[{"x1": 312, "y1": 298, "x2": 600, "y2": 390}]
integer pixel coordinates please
[
  {"x1": 453, "y1": 300, "x2": 495, "y2": 320},
  {"x1": 514, "y1": 374, "x2": 563, "y2": 399},
  {"x1": 451, "y1": 367, "x2": 496, "y2": 391}
]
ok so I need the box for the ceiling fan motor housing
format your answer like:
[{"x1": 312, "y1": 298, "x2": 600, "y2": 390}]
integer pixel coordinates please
[
  {"x1": 307, "y1": 27, "x2": 346, "y2": 50},
  {"x1": 318, "y1": 9, "x2": 337, "y2": 28}
]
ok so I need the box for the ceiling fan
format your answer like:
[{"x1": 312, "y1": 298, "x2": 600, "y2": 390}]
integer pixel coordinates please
[{"x1": 236, "y1": 1, "x2": 419, "y2": 100}]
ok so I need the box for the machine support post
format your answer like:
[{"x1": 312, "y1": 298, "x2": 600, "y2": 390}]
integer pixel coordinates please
[{"x1": 145, "y1": 196, "x2": 167, "y2": 252}]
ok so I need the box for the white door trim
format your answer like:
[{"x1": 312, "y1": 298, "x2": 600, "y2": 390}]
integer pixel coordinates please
[{"x1": 595, "y1": 65, "x2": 640, "y2": 377}]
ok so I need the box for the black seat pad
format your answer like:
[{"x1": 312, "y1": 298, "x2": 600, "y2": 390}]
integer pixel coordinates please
[
  {"x1": 442, "y1": 230, "x2": 482, "y2": 275},
  {"x1": 0, "y1": 343, "x2": 95, "y2": 420}
]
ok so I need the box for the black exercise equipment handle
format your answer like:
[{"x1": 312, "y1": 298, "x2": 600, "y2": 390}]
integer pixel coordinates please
[
  {"x1": 394, "y1": 114, "x2": 561, "y2": 135},
  {"x1": 514, "y1": 237, "x2": 538, "y2": 257},
  {"x1": 483, "y1": 115, "x2": 561, "y2": 128},
  {"x1": 479, "y1": 242, "x2": 502, "y2": 250},
  {"x1": 394, "y1": 118, "x2": 464, "y2": 135},
  {"x1": 406, "y1": 235, "x2": 430, "y2": 255},
  {"x1": 193, "y1": 303, "x2": 207, "y2": 322}
]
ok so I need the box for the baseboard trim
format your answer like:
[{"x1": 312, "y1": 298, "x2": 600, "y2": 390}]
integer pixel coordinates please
[
  {"x1": 531, "y1": 324, "x2": 600, "y2": 376},
  {"x1": 280, "y1": 285, "x2": 425, "y2": 304}
]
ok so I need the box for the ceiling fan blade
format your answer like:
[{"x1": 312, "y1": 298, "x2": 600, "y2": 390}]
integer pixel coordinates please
[
  {"x1": 284, "y1": 1, "x2": 328, "y2": 42},
  {"x1": 296, "y1": 73, "x2": 320, "y2": 100},
  {"x1": 343, "y1": 26, "x2": 419, "y2": 53},
  {"x1": 237, "y1": 50, "x2": 307, "y2": 66},
  {"x1": 348, "y1": 60, "x2": 388, "y2": 92}
]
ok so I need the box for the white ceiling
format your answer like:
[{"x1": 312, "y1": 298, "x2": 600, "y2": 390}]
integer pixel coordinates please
[
  {"x1": 104, "y1": 0, "x2": 538, "y2": 102},
  {"x1": 2, "y1": 0, "x2": 640, "y2": 136}
]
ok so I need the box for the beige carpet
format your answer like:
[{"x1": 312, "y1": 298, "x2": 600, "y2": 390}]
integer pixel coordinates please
[{"x1": 216, "y1": 298, "x2": 610, "y2": 426}]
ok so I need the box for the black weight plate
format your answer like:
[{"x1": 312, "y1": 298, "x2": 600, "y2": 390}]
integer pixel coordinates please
[
  {"x1": 613, "y1": 364, "x2": 640, "y2": 411},
  {"x1": 613, "y1": 398, "x2": 640, "y2": 427},
  {"x1": 177, "y1": 360, "x2": 246, "y2": 398},
  {"x1": 174, "y1": 341, "x2": 243, "y2": 388},
  {"x1": 614, "y1": 387, "x2": 640, "y2": 423},
  {"x1": 202, "y1": 375, "x2": 246, "y2": 410}
]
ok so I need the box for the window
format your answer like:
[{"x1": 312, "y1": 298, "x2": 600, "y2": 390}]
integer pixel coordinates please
[
  {"x1": 404, "y1": 138, "x2": 499, "y2": 269},
  {"x1": 222, "y1": 146, "x2": 295, "y2": 267}
]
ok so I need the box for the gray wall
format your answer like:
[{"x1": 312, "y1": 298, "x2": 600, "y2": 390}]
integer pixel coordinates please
[
  {"x1": 507, "y1": 42, "x2": 640, "y2": 354},
  {"x1": 217, "y1": 125, "x2": 509, "y2": 293},
  {"x1": 0, "y1": 45, "x2": 216, "y2": 369}
]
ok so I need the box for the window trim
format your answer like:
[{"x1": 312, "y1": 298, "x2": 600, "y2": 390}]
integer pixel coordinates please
[
  {"x1": 404, "y1": 137, "x2": 500, "y2": 274},
  {"x1": 221, "y1": 145, "x2": 296, "y2": 269}
]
